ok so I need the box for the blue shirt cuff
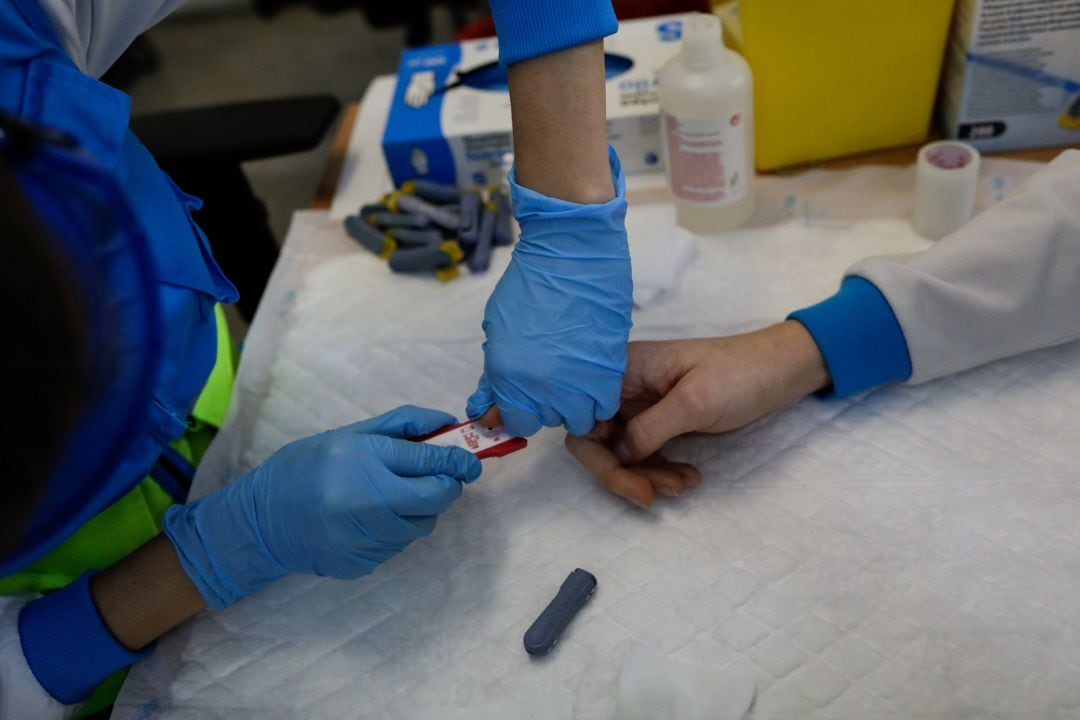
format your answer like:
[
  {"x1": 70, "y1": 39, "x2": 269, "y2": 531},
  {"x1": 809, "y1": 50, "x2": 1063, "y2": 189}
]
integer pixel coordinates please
[
  {"x1": 488, "y1": 0, "x2": 618, "y2": 66},
  {"x1": 788, "y1": 276, "x2": 912, "y2": 398},
  {"x1": 18, "y1": 572, "x2": 149, "y2": 704}
]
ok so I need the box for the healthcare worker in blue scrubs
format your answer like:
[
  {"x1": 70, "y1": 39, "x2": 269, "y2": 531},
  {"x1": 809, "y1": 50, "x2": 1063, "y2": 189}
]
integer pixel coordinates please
[
  {"x1": 0, "y1": 0, "x2": 633, "y2": 716},
  {"x1": 6, "y1": 0, "x2": 1080, "y2": 714}
]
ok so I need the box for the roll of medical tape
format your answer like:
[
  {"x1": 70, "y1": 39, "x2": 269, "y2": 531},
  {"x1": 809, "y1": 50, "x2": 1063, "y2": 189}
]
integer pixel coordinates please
[{"x1": 912, "y1": 140, "x2": 981, "y2": 241}]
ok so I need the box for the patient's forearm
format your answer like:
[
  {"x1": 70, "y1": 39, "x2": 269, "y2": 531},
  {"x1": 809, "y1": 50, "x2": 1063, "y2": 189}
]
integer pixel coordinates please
[
  {"x1": 506, "y1": 40, "x2": 613, "y2": 204},
  {"x1": 851, "y1": 149, "x2": 1080, "y2": 384},
  {"x1": 90, "y1": 534, "x2": 206, "y2": 651}
]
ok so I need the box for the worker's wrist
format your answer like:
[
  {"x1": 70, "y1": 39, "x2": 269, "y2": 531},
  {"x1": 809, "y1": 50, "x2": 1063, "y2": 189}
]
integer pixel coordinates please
[
  {"x1": 788, "y1": 276, "x2": 912, "y2": 398},
  {"x1": 163, "y1": 489, "x2": 286, "y2": 612},
  {"x1": 18, "y1": 573, "x2": 150, "y2": 704},
  {"x1": 488, "y1": 0, "x2": 618, "y2": 66},
  {"x1": 90, "y1": 535, "x2": 207, "y2": 652},
  {"x1": 507, "y1": 40, "x2": 614, "y2": 204}
]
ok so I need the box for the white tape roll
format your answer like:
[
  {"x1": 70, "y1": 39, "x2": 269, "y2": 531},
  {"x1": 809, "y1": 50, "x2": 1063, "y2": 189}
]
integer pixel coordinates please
[{"x1": 912, "y1": 140, "x2": 981, "y2": 240}]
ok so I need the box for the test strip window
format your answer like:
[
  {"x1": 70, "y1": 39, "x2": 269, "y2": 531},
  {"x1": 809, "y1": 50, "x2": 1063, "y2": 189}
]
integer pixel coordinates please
[{"x1": 421, "y1": 421, "x2": 526, "y2": 459}]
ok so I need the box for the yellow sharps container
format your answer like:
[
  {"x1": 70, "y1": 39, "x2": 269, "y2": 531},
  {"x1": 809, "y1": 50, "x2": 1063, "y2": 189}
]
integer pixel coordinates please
[{"x1": 717, "y1": 1, "x2": 955, "y2": 170}]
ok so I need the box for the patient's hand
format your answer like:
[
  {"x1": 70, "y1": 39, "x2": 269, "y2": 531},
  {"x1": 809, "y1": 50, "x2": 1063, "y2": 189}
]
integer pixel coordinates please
[{"x1": 566, "y1": 321, "x2": 830, "y2": 507}]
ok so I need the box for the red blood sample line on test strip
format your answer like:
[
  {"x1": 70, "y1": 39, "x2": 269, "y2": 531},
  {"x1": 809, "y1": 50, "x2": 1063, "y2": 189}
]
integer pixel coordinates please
[{"x1": 414, "y1": 421, "x2": 527, "y2": 460}]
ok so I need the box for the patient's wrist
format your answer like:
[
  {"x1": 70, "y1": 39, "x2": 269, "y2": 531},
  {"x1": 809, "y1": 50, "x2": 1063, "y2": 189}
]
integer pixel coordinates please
[
  {"x1": 788, "y1": 276, "x2": 912, "y2": 398},
  {"x1": 748, "y1": 321, "x2": 831, "y2": 412},
  {"x1": 777, "y1": 320, "x2": 831, "y2": 398}
]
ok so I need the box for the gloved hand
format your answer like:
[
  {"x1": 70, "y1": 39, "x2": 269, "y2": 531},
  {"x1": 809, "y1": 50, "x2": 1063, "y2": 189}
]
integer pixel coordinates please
[
  {"x1": 164, "y1": 406, "x2": 481, "y2": 610},
  {"x1": 467, "y1": 146, "x2": 633, "y2": 438}
]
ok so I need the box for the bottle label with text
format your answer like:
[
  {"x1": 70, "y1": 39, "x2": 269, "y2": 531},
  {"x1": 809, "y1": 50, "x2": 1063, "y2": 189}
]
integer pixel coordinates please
[{"x1": 663, "y1": 111, "x2": 747, "y2": 207}]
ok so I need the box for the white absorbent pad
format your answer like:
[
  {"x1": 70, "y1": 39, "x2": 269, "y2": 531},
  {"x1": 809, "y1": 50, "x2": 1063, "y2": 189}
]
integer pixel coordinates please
[
  {"x1": 409, "y1": 692, "x2": 573, "y2": 720},
  {"x1": 115, "y1": 159, "x2": 1080, "y2": 720},
  {"x1": 614, "y1": 643, "x2": 755, "y2": 720},
  {"x1": 626, "y1": 203, "x2": 697, "y2": 308}
]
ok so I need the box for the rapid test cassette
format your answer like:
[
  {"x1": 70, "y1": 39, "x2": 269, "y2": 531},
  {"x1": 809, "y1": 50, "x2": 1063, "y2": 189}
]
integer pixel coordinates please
[{"x1": 417, "y1": 420, "x2": 526, "y2": 459}]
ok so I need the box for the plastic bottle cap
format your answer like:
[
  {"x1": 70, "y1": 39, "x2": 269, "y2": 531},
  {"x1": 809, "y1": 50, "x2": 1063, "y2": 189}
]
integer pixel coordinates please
[{"x1": 681, "y1": 13, "x2": 723, "y2": 68}]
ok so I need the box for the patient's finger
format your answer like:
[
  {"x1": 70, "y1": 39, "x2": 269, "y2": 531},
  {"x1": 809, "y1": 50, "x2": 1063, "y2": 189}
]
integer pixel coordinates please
[
  {"x1": 617, "y1": 399, "x2": 654, "y2": 423},
  {"x1": 615, "y1": 389, "x2": 701, "y2": 465},
  {"x1": 604, "y1": 418, "x2": 698, "y2": 495},
  {"x1": 478, "y1": 406, "x2": 503, "y2": 430},
  {"x1": 629, "y1": 462, "x2": 690, "y2": 497},
  {"x1": 582, "y1": 419, "x2": 616, "y2": 443},
  {"x1": 565, "y1": 432, "x2": 655, "y2": 508},
  {"x1": 642, "y1": 454, "x2": 702, "y2": 488},
  {"x1": 624, "y1": 454, "x2": 700, "y2": 498}
]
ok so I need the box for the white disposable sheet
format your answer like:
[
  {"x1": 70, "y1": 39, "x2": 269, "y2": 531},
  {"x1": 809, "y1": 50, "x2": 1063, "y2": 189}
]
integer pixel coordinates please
[
  {"x1": 114, "y1": 157, "x2": 1080, "y2": 720},
  {"x1": 626, "y1": 204, "x2": 696, "y2": 308},
  {"x1": 614, "y1": 643, "x2": 755, "y2": 720}
]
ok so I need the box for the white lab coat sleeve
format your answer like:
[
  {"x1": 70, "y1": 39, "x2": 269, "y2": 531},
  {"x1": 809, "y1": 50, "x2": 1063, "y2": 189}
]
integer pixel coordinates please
[
  {"x1": 0, "y1": 594, "x2": 77, "y2": 720},
  {"x1": 850, "y1": 148, "x2": 1080, "y2": 384},
  {"x1": 35, "y1": 0, "x2": 188, "y2": 79}
]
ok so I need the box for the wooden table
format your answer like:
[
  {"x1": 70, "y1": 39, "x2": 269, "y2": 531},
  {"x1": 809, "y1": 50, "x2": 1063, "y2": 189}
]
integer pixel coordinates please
[
  {"x1": 313, "y1": 100, "x2": 1078, "y2": 208},
  {"x1": 311, "y1": 102, "x2": 360, "y2": 209}
]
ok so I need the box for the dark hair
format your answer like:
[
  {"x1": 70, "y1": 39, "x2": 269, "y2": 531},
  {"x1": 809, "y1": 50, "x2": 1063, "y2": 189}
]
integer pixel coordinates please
[{"x1": 0, "y1": 155, "x2": 89, "y2": 557}]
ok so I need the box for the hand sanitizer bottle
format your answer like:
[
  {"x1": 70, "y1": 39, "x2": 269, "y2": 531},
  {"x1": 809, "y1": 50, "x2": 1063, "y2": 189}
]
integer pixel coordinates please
[{"x1": 659, "y1": 13, "x2": 754, "y2": 234}]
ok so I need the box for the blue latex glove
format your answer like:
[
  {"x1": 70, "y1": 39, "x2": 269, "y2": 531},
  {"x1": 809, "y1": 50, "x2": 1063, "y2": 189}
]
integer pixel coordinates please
[
  {"x1": 164, "y1": 406, "x2": 481, "y2": 610},
  {"x1": 467, "y1": 146, "x2": 632, "y2": 437}
]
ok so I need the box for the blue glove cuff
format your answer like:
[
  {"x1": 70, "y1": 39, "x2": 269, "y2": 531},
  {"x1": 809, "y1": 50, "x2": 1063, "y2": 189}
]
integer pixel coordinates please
[
  {"x1": 508, "y1": 145, "x2": 628, "y2": 257},
  {"x1": 488, "y1": 0, "x2": 618, "y2": 66},
  {"x1": 18, "y1": 572, "x2": 149, "y2": 704},
  {"x1": 788, "y1": 275, "x2": 912, "y2": 398},
  {"x1": 164, "y1": 502, "x2": 248, "y2": 611},
  {"x1": 470, "y1": 145, "x2": 632, "y2": 435}
]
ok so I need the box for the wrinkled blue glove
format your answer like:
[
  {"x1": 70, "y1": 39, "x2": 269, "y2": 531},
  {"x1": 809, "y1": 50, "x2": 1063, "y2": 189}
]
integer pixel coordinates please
[
  {"x1": 467, "y1": 146, "x2": 632, "y2": 438},
  {"x1": 164, "y1": 406, "x2": 481, "y2": 610}
]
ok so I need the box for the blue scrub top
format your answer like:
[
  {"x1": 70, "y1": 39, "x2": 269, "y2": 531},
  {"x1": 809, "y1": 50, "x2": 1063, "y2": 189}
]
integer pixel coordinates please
[{"x1": 0, "y1": 0, "x2": 239, "y2": 574}]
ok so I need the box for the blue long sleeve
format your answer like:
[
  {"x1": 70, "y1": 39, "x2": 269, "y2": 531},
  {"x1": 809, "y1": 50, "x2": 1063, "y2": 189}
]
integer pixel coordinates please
[
  {"x1": 788, "y1": 276, "x2": 913, "y2": 398},
  {"x1": 487, "y1": 0, "x2": 618, "y2": 66},
  {"x1": 18, "y1": 573, "x2": 148, "y2": 704}
]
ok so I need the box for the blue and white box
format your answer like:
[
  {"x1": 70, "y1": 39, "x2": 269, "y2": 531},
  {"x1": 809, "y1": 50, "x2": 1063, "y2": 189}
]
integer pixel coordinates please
[
  {"x1": 939, "y1": 0, "x2": 1080, "y2": 151},
  {"x1": 382, "y1": 14, "x2": 690, "y2": 188}
]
